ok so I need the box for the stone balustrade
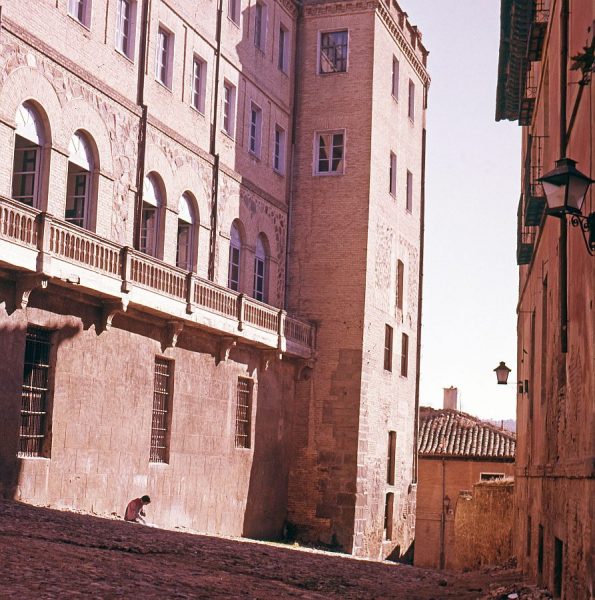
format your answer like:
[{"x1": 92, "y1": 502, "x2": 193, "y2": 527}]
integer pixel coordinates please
[{"x1": 0, "y1": 196, "x2": 315, "y2": 358}]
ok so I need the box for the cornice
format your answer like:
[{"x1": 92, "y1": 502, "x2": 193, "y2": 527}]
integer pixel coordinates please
[{"x1": 375, "y1": 2, "x2": 430, "y2": 86}]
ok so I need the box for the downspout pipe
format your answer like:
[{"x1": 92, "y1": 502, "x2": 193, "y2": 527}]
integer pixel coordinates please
[
  {"x1": 284, "y1": 0, "x2": 303, "y2": 309},
  {"x1": 208, "y1": 0, "x2": 224, "y2": 281},
  {"x1": 134, "y1": 0, "x2": 150, "y2": 250},
  {"x1": 559, "y1": 0, "x2": 569, "y2": 353}
]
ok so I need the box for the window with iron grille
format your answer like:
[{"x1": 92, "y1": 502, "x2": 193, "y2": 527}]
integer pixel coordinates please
[
  {"x1": 19, "y1": 327, "x2": 52, "y2": 457},
  {"x1": 150, "y1": 357, "x2": 172, "y2": 463},
  {"x1": 235, "y1": 378, "x2": 252, "y2": 449}
]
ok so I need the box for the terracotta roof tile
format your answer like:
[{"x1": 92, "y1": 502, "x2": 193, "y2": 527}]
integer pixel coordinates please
[{"x1": 418, "y1": 407, "x2": 516, "y2": 459}]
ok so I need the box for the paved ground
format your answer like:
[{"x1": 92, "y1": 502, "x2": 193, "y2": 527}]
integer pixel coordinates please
[{"x1": 0, "y1": 500, "x2": 548, "y2": 599}]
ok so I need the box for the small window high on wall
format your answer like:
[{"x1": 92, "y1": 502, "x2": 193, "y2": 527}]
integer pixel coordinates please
[
  {"x1": 12, "y1": 103, "x2": 45, "y2": 208},
  {"x1": 66, "y1": 131, "x2": 95, "y2": 229},
  {"x1": 141, "y1": 174, "x2": 162, "y2": 257}
]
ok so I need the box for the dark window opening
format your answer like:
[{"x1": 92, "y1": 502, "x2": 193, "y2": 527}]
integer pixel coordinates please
[
  {"x1": 150, "y1": 357, "x2": 172, "y2": 463},
  {"x1": 235, "y1": 378, "x2": 252, "y2": 449}
]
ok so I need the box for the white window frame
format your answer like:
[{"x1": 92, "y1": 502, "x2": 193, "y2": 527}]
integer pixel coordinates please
[
  {"x1": 389, "y1": 152, "x2": 397, "y2": 196},
  {"x1": 115, "y1": 0, "x2": 136, "y2": 59},
  {"x1": 318, "y1": 29, "x2": 348, "y2": 74},
  {"x1": 228, "y1": 0, "x2": 241, "y2": 26},
  {"x1": 191, "y1": 55, "x2": 206, "y2": 114},
  {"x1": 68, "y1": 0, "x2": 91, "y2": 28},
  {"x1": 278, "y1": 24, "x2": 289, "y2": 73},
  {"x1": 222, "y1": 81, "x2": 236, "y2": 137},
  {"x1": 249, "y1": 102, "x2": 263, "y2": 157},
  {"x1": 155, "y1": 26, "x2": 174, "y2": 89},
  {"x1": 12, "y1": 141, "x2": 41, "y2": 208},
  {"x1": 314, "y1": 130, "x2": 345, "y2": 176},
  {"x1": 392, "y1": 56, "x2": 399, "y2": 99},
  {"x1": 176, "y1": 193, "x2": 195, "y2": 272},
  {"x1": 254, "y1": 1, "x2": 267, "y2": 51},
  {"x1": 273, "y1": 125, "x2": 286, "y2": 174}
]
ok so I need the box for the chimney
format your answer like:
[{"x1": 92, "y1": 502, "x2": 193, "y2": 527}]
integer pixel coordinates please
[{"x1": 443, "y1": 387, "x2": 458, "y2": 410}]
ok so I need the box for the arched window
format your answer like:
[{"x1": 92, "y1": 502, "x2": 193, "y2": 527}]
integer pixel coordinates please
[
  {"x1": 12, "y1": 102, "x2": 45, "y2": 208},
  {"x1": 65, "y1": 131, "x2": 95, "y2": 229},
  {"x1": 141, "y1": 174, "x2": 162, "y2": 257},
  {"x1": 177, "y1": 192, "x2": 196, "y2": 271},
  {"x1": 253, "y1": 234, "x2": 268, "y2": 302},
  {"x1": 228, "y1": 222, "x2": 242, "y2": 291}
]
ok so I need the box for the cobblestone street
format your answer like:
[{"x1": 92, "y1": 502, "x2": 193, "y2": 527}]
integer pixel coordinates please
[{"x1": 0, "y1": 500, "x2": 544, "y2": 599}]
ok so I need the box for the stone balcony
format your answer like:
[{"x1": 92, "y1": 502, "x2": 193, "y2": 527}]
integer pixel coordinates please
[{"x1": 0, "y1": 196, "x2": 315, "y2": 360}]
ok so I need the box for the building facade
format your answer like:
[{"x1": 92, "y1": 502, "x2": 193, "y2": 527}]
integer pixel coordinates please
[
  {"x1": 0, "y1": 0, "x2": 428, "y2": 559},
  {"x1": 415, "y1": 406, "x2": 515, "y2": 570},
  {"x1": 496, "y1": 0, "x2": 594, "y2": 596}
]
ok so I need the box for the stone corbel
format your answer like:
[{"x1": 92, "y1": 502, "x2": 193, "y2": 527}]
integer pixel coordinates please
[
  {"x1": 163, "y1": 320, "x2": 184, "y2": 349},
  {"x1": 261, "y1": 350, "x2": 282, "y2": 371},
  {"x1": 101, "y1": 298, "x2": 128, "y2": 332},
  {"x1": 296, "y1": 358, "x2": 316, "y2": 381},
  {"x1": 217, "y1": 336, "x2": 237, "y2": 365},
  {"x1": 15, "y1": 273, "x2": 49, "y2": 310}
]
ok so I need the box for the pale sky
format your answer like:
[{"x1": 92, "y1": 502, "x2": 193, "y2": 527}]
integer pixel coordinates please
[{"x1": 407, "y1": 1, "x2": 521, "y2": 420}]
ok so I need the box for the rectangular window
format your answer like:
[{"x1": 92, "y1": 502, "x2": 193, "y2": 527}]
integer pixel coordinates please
[
  {"x1": 228, "y1": 0, "x2": 241, "y2": 24},
  {"x1": 115, "y1": 0, "x2": 135, "y2": 58},
  {"x1": 150, "y1": 357, "x2": 172, "y2": 463},
  {"x1": 537, "y1": 525, "x2": 544, "y2": 575},
  {"x1": 223, "y1": 81, "x2": 236, "y2": 137},
  {"x1": 315, "y1": 131, "x2": 344, "y2": 175},
  {"x1": 235, "y1": 378, "x2": 252, "y2": 449},
  {"x1": 273, "y1": 125, "x2": 285, "y2": 174},
  {"x1": 406, "y1": 170, "x2": 413, "y2": 212},
  {"x1": 400, "y1": 333, "x2": 409, "y2": 377},
  {"x1": 389, "y1": 152, "x2": 397, "y2": 196},
  {"x1": 384, "y1": 324, "x2": 393, "y2": 372},
  {"x1": 408, "y1": 79, "x2": 415, "y2": 120},
  {"x1": 392, "y1": 57, "x2": 399, "y2": 98},
  {"x1": 12, "y1": 141, "x2": 40, "y2": 207},
  {"x1": 396, "y1": 259, "x2": 404, "y2": 312},
  {"x1": 19, "y1": 327, "x2": 52, "y2": 457},
  {"x1": 192, "y1": 56, "x2": 206, "y2": 113},
  {"x1": 320, "y1": 30, "x2": 348, "y2": 73},
  {"x1": 68, "y1": 0, "x2": 90, "y2": 27},
  {"x1": 254, "y1": 2, "x2": 266, "y2": 50},
  {"x1": 155, "y1": 27, "x2": 173, "y2": 88},
  {"x1": 527, "y1": 516, "x2": 532, "y2": 557},
  {"x1": 387, "y1": 431, "x2": 396, "y2": 485},
  {"x1": 554, "y1": 537, "x2": 563, "y2": 598},
  {"x1": 384, "y1": 492, "x2": 394, "y2": 540},
  {"x1": 249, "y1": 103, "x2": 263, "y2": 157},
  {"x1": 278, "y1": 25, "x2": 289, "y2": 72},
  {"x1": 253, "y1": 255, "x2": 265, "y2": 301}
]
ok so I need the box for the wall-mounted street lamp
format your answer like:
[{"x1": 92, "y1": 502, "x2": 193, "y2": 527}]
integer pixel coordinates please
[
  {"x1": 539, "y1": 157, "x2": 595, "y2": 254},
  {"x1": 494, "y1": 361, "x2": 512, "y2": 385}
]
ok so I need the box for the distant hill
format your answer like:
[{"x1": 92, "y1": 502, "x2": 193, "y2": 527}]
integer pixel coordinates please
[{"x1": 487, "y1": 419, "x2": 516, "y2": 433}]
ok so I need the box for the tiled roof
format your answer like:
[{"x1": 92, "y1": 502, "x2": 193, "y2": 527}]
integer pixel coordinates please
[{"x1": 418, "y1": 407, "x2": 516, "y2": 459}]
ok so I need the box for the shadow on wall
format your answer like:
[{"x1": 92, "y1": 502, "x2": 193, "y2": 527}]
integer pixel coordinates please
[
  {"x1": 0, "y1": 285, "x2": 80, "y2": 501},
  {"x1": 241, "y1": 358, "x2": 292, "y2": 541}
]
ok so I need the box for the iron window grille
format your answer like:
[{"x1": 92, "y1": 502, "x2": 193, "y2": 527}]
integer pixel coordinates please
[
  {"x1": 150, "y1": 357, "x2": 172, "y2": 463},
  {"x1": 320, "y1": 31, "x2": 348, "y2": 73},
  {"x1": 19, "y1": 327, "x2": 52, "y2": 457},
  {"x1": 235, "y1": 378, "x2": 252, "y2": 449}
]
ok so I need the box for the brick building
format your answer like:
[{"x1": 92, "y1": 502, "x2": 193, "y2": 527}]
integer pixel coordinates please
[
  {"x1": 496, "y1": 0, "x2": 594, "y2": 596},
  {"x1": 415, "y1": 404, "x2": 515, "y2": 569},
  {"x1": 0, "y1": 0, "x2": 428, "y2": 559}
]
